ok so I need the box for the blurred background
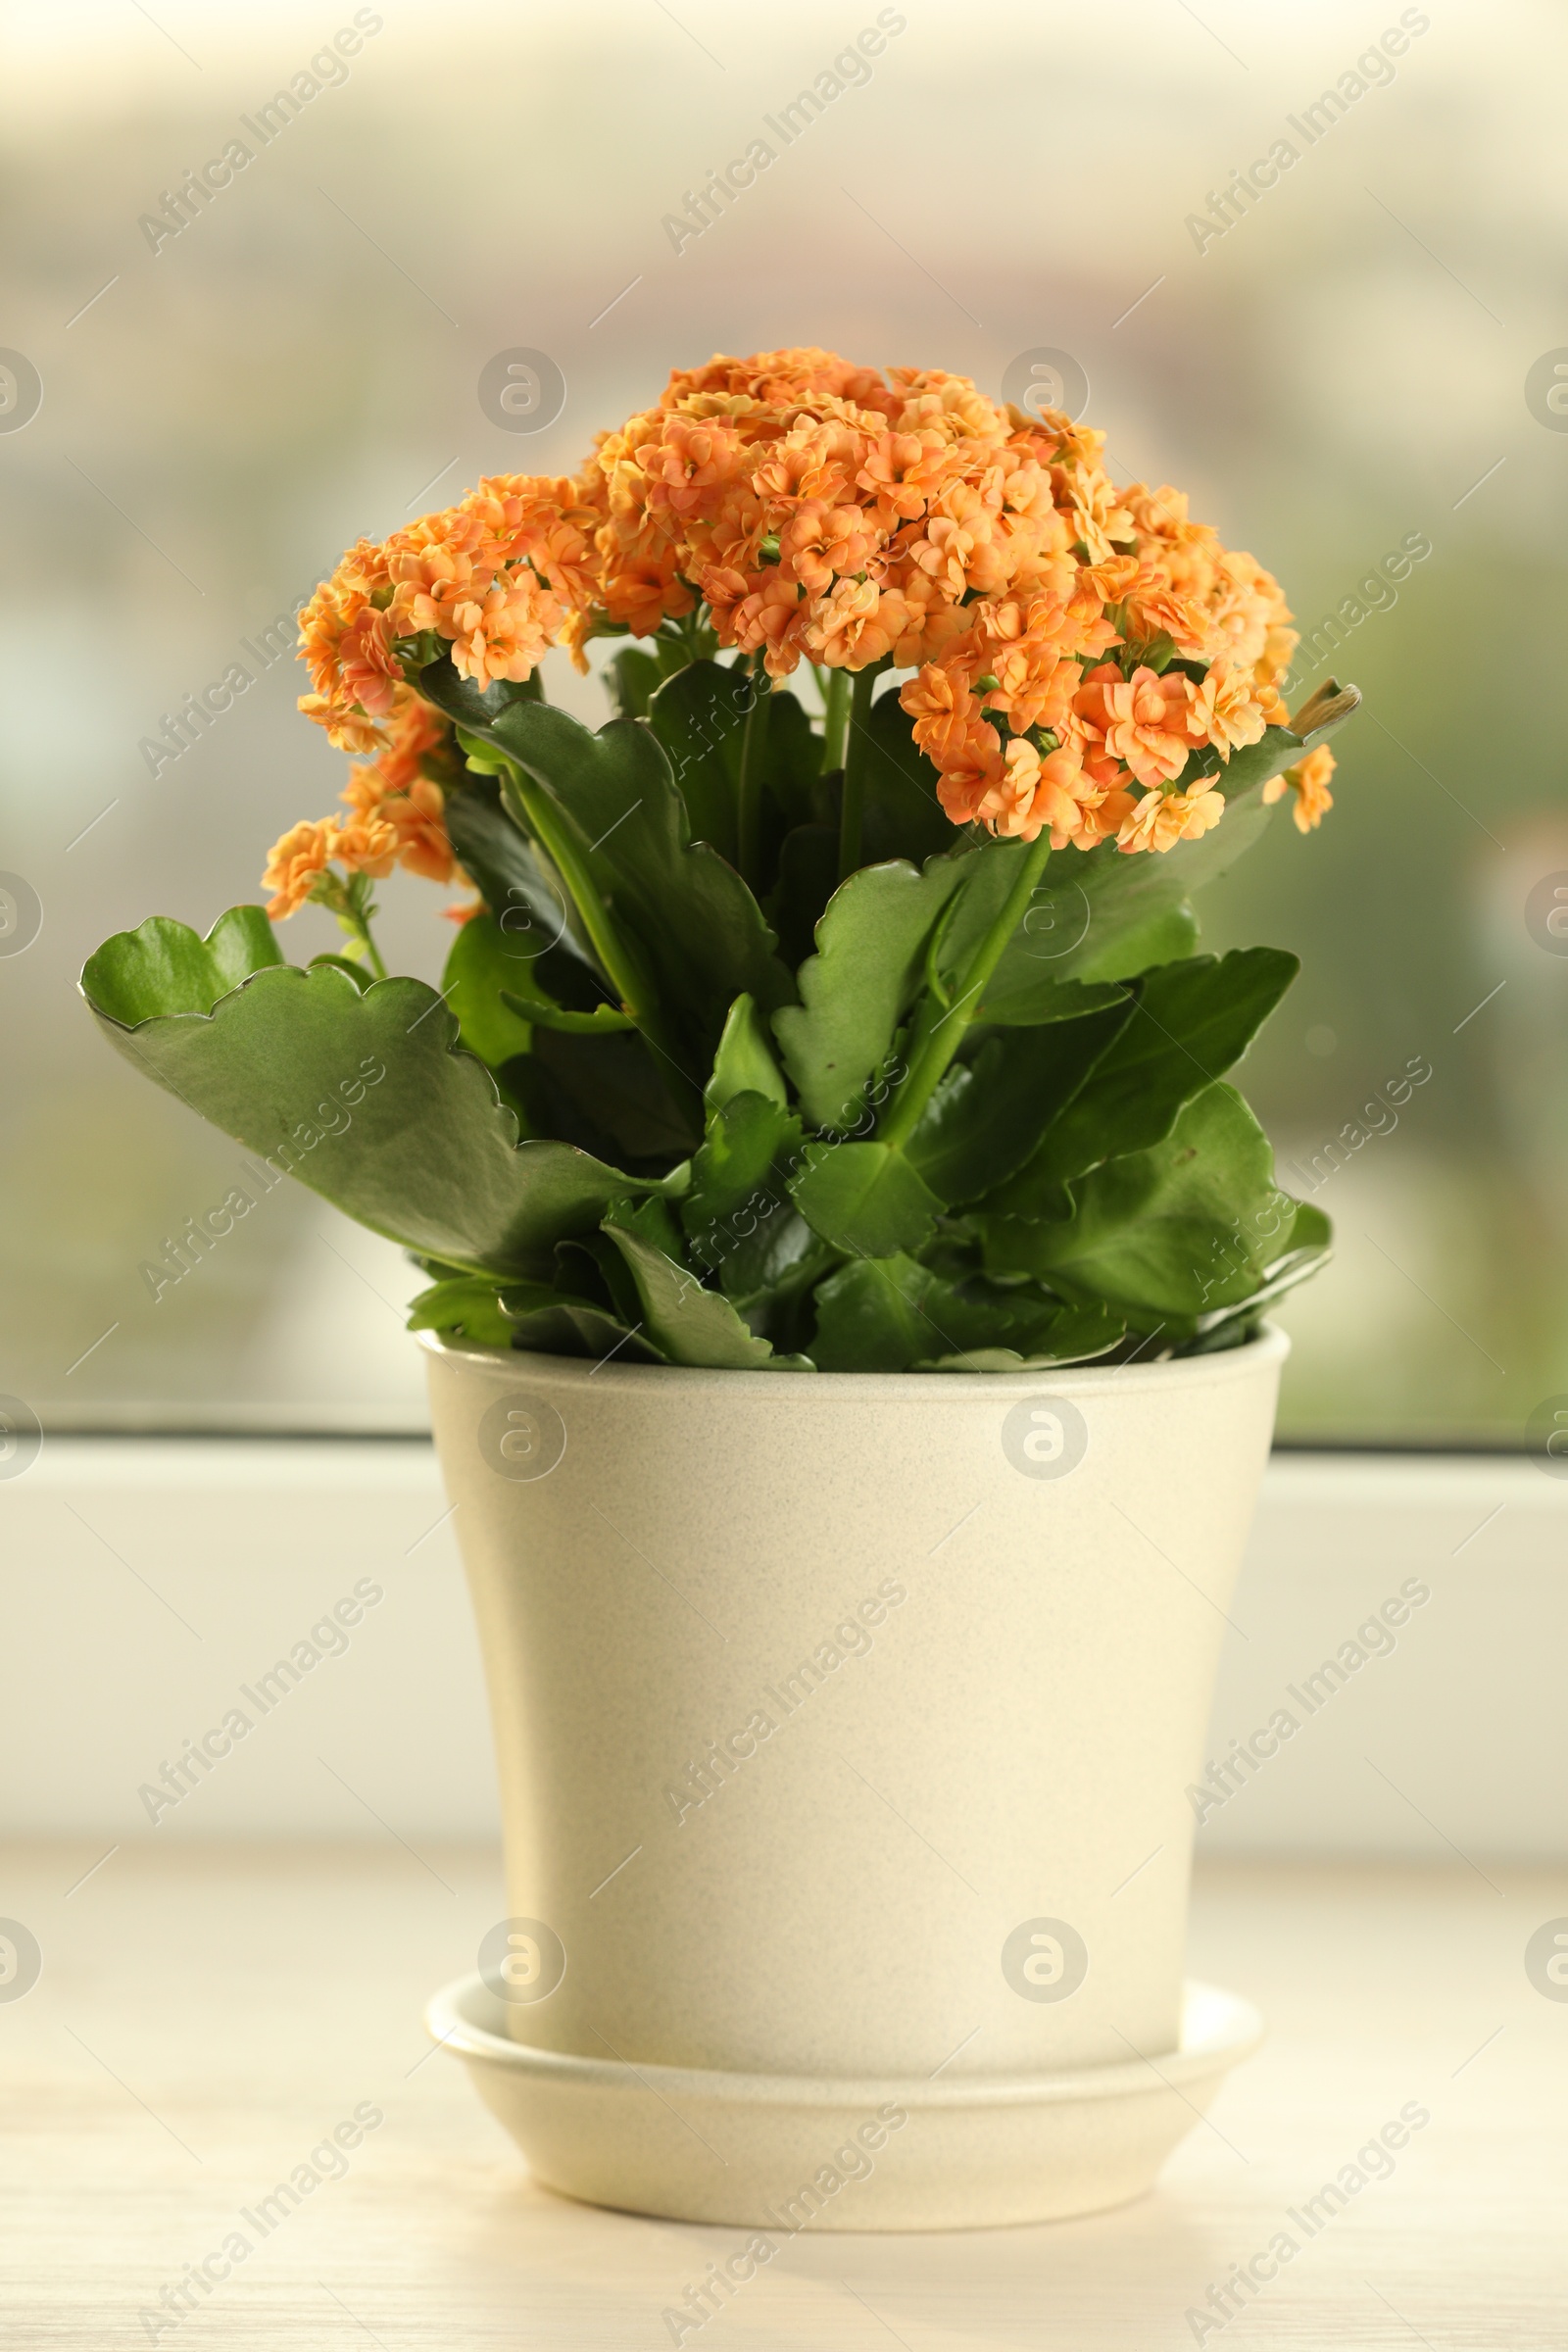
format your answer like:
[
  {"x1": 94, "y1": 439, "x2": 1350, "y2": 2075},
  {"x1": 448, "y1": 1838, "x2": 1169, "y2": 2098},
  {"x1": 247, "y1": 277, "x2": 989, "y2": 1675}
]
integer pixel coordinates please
[{"x1": 2, "y1": 0, "x2": 1563, "y2": 1443}]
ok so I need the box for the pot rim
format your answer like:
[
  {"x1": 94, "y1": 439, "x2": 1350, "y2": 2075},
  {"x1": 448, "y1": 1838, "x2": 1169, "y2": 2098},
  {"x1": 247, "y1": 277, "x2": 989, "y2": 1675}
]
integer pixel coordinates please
[
  {"x1": 426, "y1": 1973, "x2": 1264, "y2": 2111},
  {"x1": 418, "y1": 1319, "x2": 1289, "y2": 1399}
]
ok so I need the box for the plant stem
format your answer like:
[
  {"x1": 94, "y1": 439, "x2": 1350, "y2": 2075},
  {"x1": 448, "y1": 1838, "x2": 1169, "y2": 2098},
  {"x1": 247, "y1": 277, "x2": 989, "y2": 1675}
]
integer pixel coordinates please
[
  {"x1": 736, "y1": 657, "x2": 770, "y2": 892},
  {"x1": 820, "y1": 664, "x2": 851, "y2": 775},
  {"x1": 837, "y1": 663, "x2": 881, "y2": 879},
  {"x1": 878, "y1": 834, "x2": 1054, "y2": 1150},
  {"x1": 503, "y1": 768, "x2": 652, "y2": 1022}
]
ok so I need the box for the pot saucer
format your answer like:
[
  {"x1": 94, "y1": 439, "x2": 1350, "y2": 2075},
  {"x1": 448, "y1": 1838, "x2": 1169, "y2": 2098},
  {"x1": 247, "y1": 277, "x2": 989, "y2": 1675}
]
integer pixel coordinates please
[{"x1": 426, "y1": 1974, "x2": 1263, "y2": 2230}]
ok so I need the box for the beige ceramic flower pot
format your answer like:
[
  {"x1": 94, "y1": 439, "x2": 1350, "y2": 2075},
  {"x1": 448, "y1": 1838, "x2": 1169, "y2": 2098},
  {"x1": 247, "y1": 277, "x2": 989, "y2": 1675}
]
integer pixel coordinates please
[{"x1": 423, "y1": 1328, "x2": 1285, "y2": 2229}]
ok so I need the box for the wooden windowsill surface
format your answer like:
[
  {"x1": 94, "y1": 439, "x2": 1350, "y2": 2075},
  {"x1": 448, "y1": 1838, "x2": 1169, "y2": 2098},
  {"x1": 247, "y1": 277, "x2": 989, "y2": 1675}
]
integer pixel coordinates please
[{"x1": 2, "y1": 1845, "x2": 1564, "y2": 2346}]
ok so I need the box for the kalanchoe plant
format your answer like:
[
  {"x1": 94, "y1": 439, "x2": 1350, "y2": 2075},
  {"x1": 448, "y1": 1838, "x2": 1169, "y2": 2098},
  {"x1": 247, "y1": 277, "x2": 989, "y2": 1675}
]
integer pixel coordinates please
[{"x1": 83, "y1": 347, "x2": 1357, "y2": 1374}]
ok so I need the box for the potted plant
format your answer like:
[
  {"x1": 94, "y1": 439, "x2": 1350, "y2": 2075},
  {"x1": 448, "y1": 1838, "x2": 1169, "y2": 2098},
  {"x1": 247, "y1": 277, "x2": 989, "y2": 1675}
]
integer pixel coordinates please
[{"x1": 83, "y1": 347, "x2": 1355, "y2": 2231}]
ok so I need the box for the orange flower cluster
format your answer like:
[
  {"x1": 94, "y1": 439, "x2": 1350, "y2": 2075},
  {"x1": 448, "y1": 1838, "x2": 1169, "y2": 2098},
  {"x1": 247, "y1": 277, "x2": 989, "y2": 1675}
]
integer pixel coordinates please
[
  {"x1": 263, "y1": 691, "x2": 467, "y2": 919},
  {"x1": 286, "y1": 347, "x2": 1324, "y2": 881}
]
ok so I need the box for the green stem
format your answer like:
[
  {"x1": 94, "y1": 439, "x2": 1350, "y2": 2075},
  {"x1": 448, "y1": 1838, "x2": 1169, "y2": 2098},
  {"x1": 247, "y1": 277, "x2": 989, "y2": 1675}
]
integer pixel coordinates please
[
  {"x1": 821, "y1": 664, "x2": 851, "y2": 775},
  {"x1": 736, "y1": 657, "x2": 770, "y2": 892},
  {"x1": 879, "y1": 835, "x2": 1054, "y2": 1150},
  {"x1": 837, "y1": 663, "x2": 882, "y2": 880},
  {"x1": 503, "y1": 768, "x2": 652, "y2": 1022},
  {"x1": 500, "y1": 760, "x2": 706, "y2": 1131}
]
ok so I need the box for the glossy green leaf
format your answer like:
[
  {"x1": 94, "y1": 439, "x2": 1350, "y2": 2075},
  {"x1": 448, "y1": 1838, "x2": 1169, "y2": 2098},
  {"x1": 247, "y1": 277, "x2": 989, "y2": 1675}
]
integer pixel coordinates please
[
  {"x1": 858, "y1": 685, "x2": 958, "y2": 867},
  {"x1": 423, "y1": 668, "x2": 797, "y2": 1081},
  {"x1": 443, "y1": 914, "x2": 536, "y2": 1065},
  {"x1": 809, "y1": 1252, "x2": 1124, "y2": 1373},
  {"x1": 407, "y1": 1274, "x2": 522, "y2": 1349},
  {"x1": 82, "y1": 935, "x2": 653, "y2": 1278},
  {"x1": 707, "y1": 993, "x2": 788, "y2": 1110},
  {"x1": 681, "y1": 1091, "x2": 803, "y2": 1233},
  {"x1": 906, "y1": 1001, "x2": 1134, "y2": 1207},
  {"x1": 789, "y1": 1140, "x2": 942, "y2": 1258},
  {"x1": 772, "y1": 852, "x2": 971, "y2": 1129},
  {"x1": 80, "y1": 906, "x2": 283, "y2": 1024},
  {"x1": 644, "y1": 658, "x2": 752, "y2": 863},
  {"x1": 600, "y1": 1215, "x2": 810, "y2": 1369},
  {"x1": 986, "y1": 1082, "x2": 1281, "y2": 1321},
  {"x1": 1003, "y1": 947, "x2": 1298, "y2": 1195},
  {"x1": 440, "y1": 777, "x2": 599, "y2": 981}
]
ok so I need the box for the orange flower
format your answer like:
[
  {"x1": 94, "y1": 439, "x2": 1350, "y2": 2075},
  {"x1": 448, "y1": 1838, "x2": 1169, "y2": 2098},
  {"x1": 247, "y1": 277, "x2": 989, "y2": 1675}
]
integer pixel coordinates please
[
  {"x1": 804, "y1": 577, "x2": 912, "y2": 670},
  {"x1": 1189, "y1": 662, "x2": 1268, "y2": 761},
  {"x1": 262, "y1": 818, "x2": 339, "y2": 919},
  {"x1": 1116, "y1": 780, "x2": 1224, "y2": 856},
  {"x1": 1074, "y1": 662, "x2": 1201, "y2": 788},
  {"x1": 342, "y1": 769, "x2": 457, "y2": 886},
  {"x1": 1264, "y1": 744, "x2": 1335, "y2": 831},
  {"x1": 447, "y1": 574, "x2": 565, "y2": 690}
]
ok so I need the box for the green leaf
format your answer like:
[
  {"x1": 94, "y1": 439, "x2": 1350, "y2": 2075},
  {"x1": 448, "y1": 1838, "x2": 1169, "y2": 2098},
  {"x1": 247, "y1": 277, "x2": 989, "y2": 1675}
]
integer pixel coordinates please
[
  {"x1": 599, "y1": 1215, "x2": 811, "y2": 1369},
  {"x1": 424, "y1": 668, "x2": 797, "y2": 1081},
  {"x1": 1184, "y1": 1197, "x2": 1333, "y2": 1350},
  {"x1": 81, "y1": 935, "x2": 654, "y2": 1278},
  {"x1": 906, "y1": 1001, "x2": 1135, "y2": 1207},
  {"x1": 772, "y1": 852, "x2": 972, "y2": 1129},
  {"x1": 441, "y1": 777, "x2": 599, "y2": 981},
  {"x1": 81, "y1": 906, "x2": 283, "y2": 1024},
  {"x1": 858, "y1": 686, "x2": 959, "y2": 867},
  {"x1": 767, "y1": 822, "x2": 841, "y2": 971},
  {"x1": 678, "y1": 1088, "x2": 817, "y2": 1305},
  {"x1": 644, "y1": 658, "x2": 751, "y2": 863},
  {"x1": 1074, "y1": 902, "x2": 1200, "y2": 983},
  {"x1": 789, "y1": 1140, "x2": 942, "y2": 1257},
  {"x1": 809, "y1": 1252, "x2": 1124, "y2": 1372},
  {"x1": 682, "y1": 1091, "x2": 803, "y2": 1232},
  {"x1": 1006, "y1": 947, "x2": 1298, "y2": 1195},
  {"x1": 974, "y1": 970, "x2": 1132, "y2": 1028},
  {"x1": 443, "y1": 914, "x2": 536, "y2": 1065},
  {"x1": 985, "y1": 1082, "x2": 1282, "y2": 1322},
  {"x1": 607, "y1": 636, "x2": 695, "y2": 720},
  {"x1": 707, "y1": 993, "x2": 787, "y2": 1110},
  {"x1": 984, "y1": 781, "x2": 1276, "y2": 997},
  {"x1": 407, "y1": 1274, "x2": 520, "y2": 1349}
]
